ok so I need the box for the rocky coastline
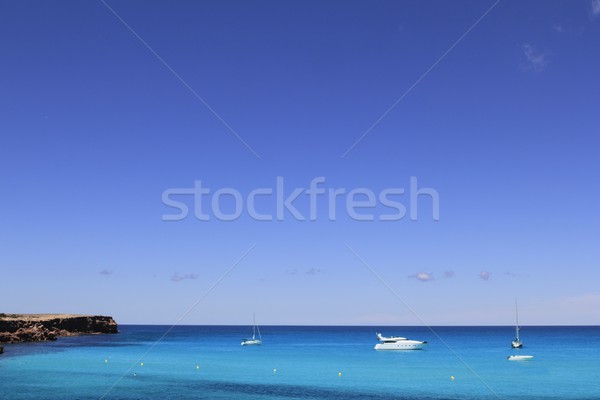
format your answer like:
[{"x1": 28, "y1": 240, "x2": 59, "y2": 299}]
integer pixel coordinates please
[{"x1": 0, "y1": 314, "x2": 118, "y2": 350}]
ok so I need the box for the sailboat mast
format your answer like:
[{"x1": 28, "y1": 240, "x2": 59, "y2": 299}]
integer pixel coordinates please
[
  {"x1": 515, "y1": 298, "x2": 520, "y2": 340},
  {"x1": 252, "y1": 313, "x2": 256, "y2": 340}
]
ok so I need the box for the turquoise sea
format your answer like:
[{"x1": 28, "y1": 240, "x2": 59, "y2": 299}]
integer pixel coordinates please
[{"x1": 1, "y1": 325, "x2": 599, "y2": 399}]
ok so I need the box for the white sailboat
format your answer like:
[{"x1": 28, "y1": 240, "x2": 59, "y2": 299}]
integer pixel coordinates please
[
  {"x1": 511, "y1": 298, "x2": 523, "y2": 349},
  {"x1": 241, "y1": 314, "x2": 262, "y2": 346}
]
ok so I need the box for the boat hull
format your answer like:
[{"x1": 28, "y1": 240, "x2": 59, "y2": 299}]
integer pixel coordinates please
[
  {"x1": 374, "y1": 341, "x2": 426, "y2": 350},
  {"x1": 507, "y1": 355, "x2": 533, "y2": 361},
  {"x1": 241, "y1": 339, "x2": 262, "y2": 346}
]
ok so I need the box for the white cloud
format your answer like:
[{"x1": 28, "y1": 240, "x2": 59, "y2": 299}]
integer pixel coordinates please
[
  {"x1": 592, "y1": 0, "x2": 600, "y2": 16},
  {"x1": 479, "y1": 271, "x2": 491, "y2": 281},
  {"x1": 305, "y1": 267, "x2": 321, "y2": 276},
  {"x1": 171, "y1": 273, "x2": 198, "y2": 282},
  {"x1": 522, "y1": 44, "x2": 547, "y2": 72},
  {"x1": 410, "y1": 272, "x2": 434, "y2": 282}
]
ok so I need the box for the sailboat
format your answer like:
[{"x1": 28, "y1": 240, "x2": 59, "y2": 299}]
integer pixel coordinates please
[
  {"x1": 241, "y1": 314, "x2": 262, "y2": 346},
  {"x1": 511, "y1": 298, "x2": 523, "y2": 348}
]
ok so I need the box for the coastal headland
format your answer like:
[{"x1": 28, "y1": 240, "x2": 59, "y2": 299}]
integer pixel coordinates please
[{"x1": 0, "y1": 314, "x2": 118, "y2": 349}]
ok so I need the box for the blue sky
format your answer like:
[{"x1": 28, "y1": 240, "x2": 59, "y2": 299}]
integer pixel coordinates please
[{"x1": 1, "y1": 0, "x2": 599, "y2": 325}]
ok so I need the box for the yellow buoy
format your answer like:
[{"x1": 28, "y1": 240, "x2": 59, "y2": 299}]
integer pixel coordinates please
[
  {"x1": 338, "y1": 372, "x2": 342, "y2": 377},
  {"x1": 451, "y1": 375, "x2": 455, "y2": 381},
  {"x1": 104, "y1": 359, "x2": 108, "y2": 363},
  {"x1": 140, "y1": 362, "x2": 144, "y2": 367}
]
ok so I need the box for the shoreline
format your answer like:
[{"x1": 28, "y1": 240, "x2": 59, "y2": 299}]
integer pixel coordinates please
[{"x1": 0, "y1": 314, "x2": 118, "y2": 352}]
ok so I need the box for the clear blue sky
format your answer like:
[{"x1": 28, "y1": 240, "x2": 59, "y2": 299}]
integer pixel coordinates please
[{"x1": 1, "y1": 0, "x2": 599, "y2": 325}]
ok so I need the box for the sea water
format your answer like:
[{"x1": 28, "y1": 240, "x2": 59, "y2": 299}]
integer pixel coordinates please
[{"x1": 1, "y1": 326, "x2": 599, "y2": 399}]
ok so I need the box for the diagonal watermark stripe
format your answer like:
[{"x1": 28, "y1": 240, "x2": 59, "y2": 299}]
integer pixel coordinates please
[
  {"x1": 341, "y1": 0, "x2": 502, "y2": 158},
  {"x1": 99, "y1": 0, "x2": 261, "y2": 159},
  {"x1": 344, "y1": 242, "x2": 502, "y2": 400},
  {"x1": 98, "y1": 243, "x2": 257, "y2": 400}
]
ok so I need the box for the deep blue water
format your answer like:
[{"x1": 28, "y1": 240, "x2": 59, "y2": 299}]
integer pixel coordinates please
[{"x1": 1, "y1": 325, "x2": 600, "y2": 399}]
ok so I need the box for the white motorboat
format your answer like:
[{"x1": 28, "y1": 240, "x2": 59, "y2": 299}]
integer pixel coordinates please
[
  {"x1": 374, "y1": 333, "x2": 427, "y2": 350},
  {"x1": 241, "y1": 314, "x2": 262, "y2": 346},
  {"x1": 507, "y1": 355, "x2": 533, "y2": 361},
  {"x1": 511, "y1": 298, "x2": 523, "y2": 349}
]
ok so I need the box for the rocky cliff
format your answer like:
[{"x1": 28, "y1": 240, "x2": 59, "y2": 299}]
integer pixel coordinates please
[{"x1": 0, "y1": 314, "x2": 118, "y2": 344}]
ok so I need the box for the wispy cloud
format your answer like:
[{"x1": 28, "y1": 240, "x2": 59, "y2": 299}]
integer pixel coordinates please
[
  {"x1": 552, "y1": 23, "x2": 565, "y2": 33},
  {"x1": 522, "y1": 44, "x2": 547, "y2": 71},
  {"x1": 479, "y1": 271, "x2": 491, "y2": 281},
  {"x1": 171, "y1": 273, "x2": 198, "y2": 282},
  {"x1": 592, "y1": 0, "x2": 600, "y2": 16},
  {"x1": 410, "y1": 272, "x2": 434, "y2": 282},
  {"x1": 444, "y1": 270, "x2": 455, "y2": 279},
  {"x1": 305, "y1": 267, "x2": 321, "y2": 276},
  {"x1": 99, "y1": 269, "x2": 113, "y2": 276},
  {"x1": 504, "y1": 271, "x2": 517, "y2": 277}
]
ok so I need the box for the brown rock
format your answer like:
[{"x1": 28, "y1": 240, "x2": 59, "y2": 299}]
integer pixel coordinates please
[{"x1": 0, "y1": 314, "x2": 118, "y2": 344}]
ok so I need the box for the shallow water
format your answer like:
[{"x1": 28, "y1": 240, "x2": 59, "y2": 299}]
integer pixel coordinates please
[{"x1": 1, "y1": 325, "x2": 599, "y2": 399}]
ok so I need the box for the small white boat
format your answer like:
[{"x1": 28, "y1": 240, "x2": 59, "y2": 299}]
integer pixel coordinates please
[
  {"x1": 511, "y1": 298, "x2": 523, "y2": 348},
  {"x1": 507, "y1": 355, "x2": 534, "y2": 361},
  {"x1": 374, "y1": 333, "x2": 427, "y2": 350},
  {"x1": 241, "y1": 314, "x2": 262, "y2": 346}
]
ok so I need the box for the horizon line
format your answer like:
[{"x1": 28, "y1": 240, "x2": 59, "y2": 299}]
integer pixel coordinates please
[{"x1": 115, "y1": 323, "x2": 600, "y2": 327}]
